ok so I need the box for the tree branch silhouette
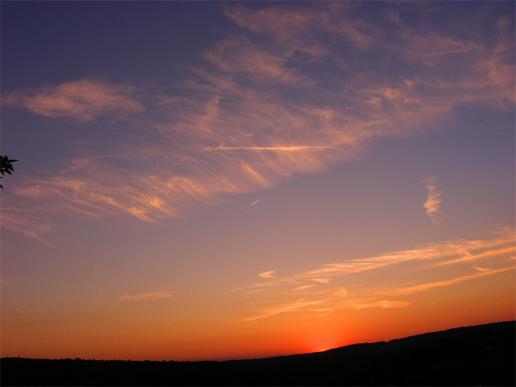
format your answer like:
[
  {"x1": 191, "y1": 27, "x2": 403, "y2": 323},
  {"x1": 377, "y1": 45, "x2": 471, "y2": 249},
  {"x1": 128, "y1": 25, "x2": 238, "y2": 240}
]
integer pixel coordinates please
[{"x1": 0, "y1": 155, "x2": 17, "y2": 189}]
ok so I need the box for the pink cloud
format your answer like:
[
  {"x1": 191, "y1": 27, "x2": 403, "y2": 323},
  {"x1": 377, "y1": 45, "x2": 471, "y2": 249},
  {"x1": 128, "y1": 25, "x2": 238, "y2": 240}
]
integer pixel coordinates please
[
  {"x1": 2, "y1": 79, "x2": 144, "y2": 122},
  {"x1": 1, "y1": 4, "x2": 513, "y2": 244},
  {"x1": 204, "y1": 36, "x2": 312, "y2": 86}
]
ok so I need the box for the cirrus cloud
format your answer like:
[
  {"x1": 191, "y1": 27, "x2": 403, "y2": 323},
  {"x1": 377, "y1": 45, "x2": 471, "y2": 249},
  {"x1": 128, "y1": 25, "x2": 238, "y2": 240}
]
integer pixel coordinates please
[
  {"x1": 258, "y1": 270, "x2": 276, "y2": 279},
  {"x1": 1, "y1": 3, "x2": 513, "y2": 244},
  {"x1": 2, "y1": 79, "x2": 144, "y2": 122},
  {"x1": 423, "y1": 178, "x2": 442, "y2": 225},
  {"x1": 238, "y1": 228, "x2": 515, "y2": 322}
]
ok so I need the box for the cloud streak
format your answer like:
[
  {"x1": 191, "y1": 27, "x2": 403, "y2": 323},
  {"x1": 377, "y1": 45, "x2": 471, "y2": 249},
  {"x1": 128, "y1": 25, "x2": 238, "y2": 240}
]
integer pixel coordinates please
[
  {"x1": 303, "y1": 228, "x2": 515, "y2": 278},
  {"x1": 383, "y1": 266, "x2": 515, "y2": 296},
  {"x1": 2, "y1": 79, "x2": 144, "y2": 122},
  {"x1": 242, "y1": 298, "x2": 324, "y2": 323},
  {"x1": 423, "y1": 178, "x2": 442, "y2": 224},
  {"x1": 118, "y1": 291, "x2": 173, "y2": 301},
  {"x1": 238, "y1": 228, "x2": 515, "y2": 322},
  {"x1": 258, "y1": 270, "x2": 276, "y2": 279},
  {"x1": 1, "y1": 4, "x2": 513, "y2": 243}
]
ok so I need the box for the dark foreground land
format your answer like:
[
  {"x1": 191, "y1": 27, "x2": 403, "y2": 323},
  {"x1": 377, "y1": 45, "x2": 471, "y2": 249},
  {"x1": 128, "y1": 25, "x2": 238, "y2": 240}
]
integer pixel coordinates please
[{"x1": 1, "y1": 321, "x2": 515, "y2": 386}]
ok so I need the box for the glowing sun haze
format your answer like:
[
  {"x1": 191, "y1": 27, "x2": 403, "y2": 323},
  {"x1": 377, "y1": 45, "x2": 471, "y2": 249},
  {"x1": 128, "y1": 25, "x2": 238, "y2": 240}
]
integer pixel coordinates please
[{"x1": 1, "y1": 1, "x2": 514, "y2": 361}]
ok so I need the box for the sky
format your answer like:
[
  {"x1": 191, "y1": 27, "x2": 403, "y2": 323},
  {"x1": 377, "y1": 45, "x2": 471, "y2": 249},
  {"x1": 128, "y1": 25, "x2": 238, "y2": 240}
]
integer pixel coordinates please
[{"x1": 0, "y1": 1, "x2": 515, "y2": 361}]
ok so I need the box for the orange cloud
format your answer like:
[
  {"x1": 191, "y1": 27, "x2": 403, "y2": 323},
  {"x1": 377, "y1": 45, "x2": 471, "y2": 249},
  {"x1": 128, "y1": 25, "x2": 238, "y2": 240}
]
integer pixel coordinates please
[
  {"x1": 350, "y1": 299, "x2": 411, "y2": 310},
  {"x1": 242, "y1": 298, "x2": 325, "y2": 323},
  {"x1": 258, "y1": 271, "x2": 276, "y2": 279},
  {"x1": 384, "y1": 266, "x2": 515, "y2": 296},
  {"x1": 433, "y1": 245, "x2": 516, "y2": 267},
  {"x1": 237, "y1": 228, "x2": 515, "y2": 322},
  {"x1": 303, "y1": 228, "x2": 514, "y2": 278},
  {"x1": 312, "y1": 278, "x2": 331, "y2": 284}
]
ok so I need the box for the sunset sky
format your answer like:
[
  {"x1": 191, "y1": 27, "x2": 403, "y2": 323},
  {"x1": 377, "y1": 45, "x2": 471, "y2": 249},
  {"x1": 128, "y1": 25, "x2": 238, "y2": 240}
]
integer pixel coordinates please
[{"x1": 1, "y1": 1, "x2": 514, "y2": 361}]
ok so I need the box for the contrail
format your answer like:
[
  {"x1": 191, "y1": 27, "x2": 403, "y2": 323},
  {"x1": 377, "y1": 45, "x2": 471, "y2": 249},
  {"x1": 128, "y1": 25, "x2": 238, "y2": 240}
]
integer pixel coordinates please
[
  {"x1": 205, "y1": 145, "x2": 333, "y2": 152},
  {"x1": 249, "y1": 199, "x2": 262, "y2": 207}
]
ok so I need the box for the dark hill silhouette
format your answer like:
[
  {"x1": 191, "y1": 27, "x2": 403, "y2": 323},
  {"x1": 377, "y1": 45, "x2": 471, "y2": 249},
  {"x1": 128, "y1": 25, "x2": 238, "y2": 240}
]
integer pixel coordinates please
[{"x1": 1, "y1": 320, "x2": 514, "y2": 386}]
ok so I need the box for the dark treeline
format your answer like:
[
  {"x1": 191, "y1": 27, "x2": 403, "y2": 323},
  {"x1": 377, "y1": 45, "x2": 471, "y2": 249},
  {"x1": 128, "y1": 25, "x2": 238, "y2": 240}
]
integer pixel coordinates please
[{"x1": 1, "y1": 321, "x2": 514, "y2": 386}]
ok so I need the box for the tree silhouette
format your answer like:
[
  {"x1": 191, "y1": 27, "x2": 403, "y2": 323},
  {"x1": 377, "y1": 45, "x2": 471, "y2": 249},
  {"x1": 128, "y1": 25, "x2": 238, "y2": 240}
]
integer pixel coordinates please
[{"x1": 0, "y1": 155, "x2": 17, "y2": 189}]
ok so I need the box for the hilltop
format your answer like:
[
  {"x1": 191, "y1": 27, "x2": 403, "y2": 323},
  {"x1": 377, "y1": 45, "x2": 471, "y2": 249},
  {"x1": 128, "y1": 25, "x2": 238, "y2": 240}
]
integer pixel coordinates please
[{"x1": 1, "y1": 320, "x2": 514, "y2": 386}]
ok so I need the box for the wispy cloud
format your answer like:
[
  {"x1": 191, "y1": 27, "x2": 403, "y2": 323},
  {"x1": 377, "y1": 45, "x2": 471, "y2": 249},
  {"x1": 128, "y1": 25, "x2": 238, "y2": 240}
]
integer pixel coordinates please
[
  {"x1": 258, "y1": 270, "x2": 276, "y2": 279},
  {"x1": 293, "y1": 284, "x2": 315, "y2": 291},
  {"x1": 118, "y1": 291, "x2": 173, "y2": 301},
  {"x1": 432, "y1": 245, "x2": 515, "y2": 267},
  {"x1": 205, "y1": 145, "x2": 333, "y2": 153},
  {"x1": 384, "y1": 266, "x2": 515, "y2": 296},
  {"x1": 312, "y1": 278, "x2": 331, "y2": 284},
  {"x1": 0, "y1": 210, "x2": 55, "y2": 246},
  {"x1": 242, "y1": 298, "x2": 324, "y2": 323},
  {"x1": 241, "y1": 288, "x2": 411, "y2": 322},
  {"x1": 1, "y1": 4, "x2": 513, "y2": 243},
  {"x1": 223, "y1": 5, "x2": 327, "y2": 58},
  {"x1": 423, "y1": 178, "x2": 442, "y2": 224},
  {"x1": 350, "y1": 299, "x2": 411, "y2": 310},
  {"x1": 303, "y1": 229, "x2": 515, "y2": 278},
  {"x1": 400, "y1": 32, "x2": 482, "y2": 66},
  {"x1": 2, "y1": 79, "x2": 144, "y2": 122},
  {"x1": 204, "y1": 36, "x2": 312, "y2": 86},
  {"x1": 238, "y1": 228, "x2": 515, "y2": 322}
]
